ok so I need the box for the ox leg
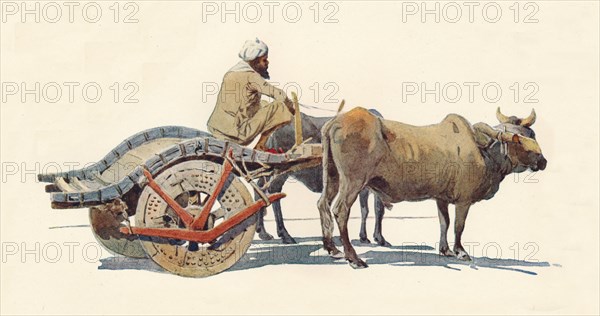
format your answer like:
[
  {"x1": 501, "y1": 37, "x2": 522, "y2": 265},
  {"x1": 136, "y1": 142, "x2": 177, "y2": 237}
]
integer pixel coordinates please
[
  {"x1": 317, "y1": 172, "x2": 343, "y2": 259},
  {"x1": 255, "y1": 178, "x2": 273, "y2": 241},
  {"x1": 332, "y1": 182, "x2": 368, "y2": 269},
  {"x1": 272, "y1": 201, "x2": 296, "y2": 244},
  {"x1": 436, "y1": 199, "x2": 454, "y2": 257},
  {"x1": 255, "y1": 209, "x2": 274, "y2": 240},
  {"x1": 373, "y1": 196, "x2": 390, "y2": 246},
  {"x1": 269, "y1": 176, "x2": 297, "y2": 244},
  {"x1": 453, "y1": 203, "x2": 472, "y2": 261},
  {"x1": 358, "y1": 190, "x2": 371, "y2": 244}
]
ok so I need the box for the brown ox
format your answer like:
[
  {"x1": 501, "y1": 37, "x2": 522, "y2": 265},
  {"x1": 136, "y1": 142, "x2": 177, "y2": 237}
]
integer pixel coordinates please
[{"x1": 317, "y1": 107, "x2": 547, "y2": 268}]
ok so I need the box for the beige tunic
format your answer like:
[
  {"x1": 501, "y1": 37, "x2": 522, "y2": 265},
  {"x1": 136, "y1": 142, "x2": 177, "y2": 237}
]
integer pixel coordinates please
[{"x1": 207, "y1": 69, "x2": 293, "y2": 146}]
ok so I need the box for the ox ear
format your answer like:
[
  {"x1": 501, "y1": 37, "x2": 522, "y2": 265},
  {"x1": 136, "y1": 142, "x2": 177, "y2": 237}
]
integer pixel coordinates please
[
  {"x1": 512, "y1": 134, "x2": 520, "y2": 143},
  {"x1": 520, "y1": 109, "x2": 537, "y2": 127}
]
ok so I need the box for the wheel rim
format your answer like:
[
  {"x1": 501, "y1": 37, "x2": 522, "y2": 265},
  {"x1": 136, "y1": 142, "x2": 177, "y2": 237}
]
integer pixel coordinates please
[{"x1": 135, "y1": 160, "x2": 256, "y2": 277}]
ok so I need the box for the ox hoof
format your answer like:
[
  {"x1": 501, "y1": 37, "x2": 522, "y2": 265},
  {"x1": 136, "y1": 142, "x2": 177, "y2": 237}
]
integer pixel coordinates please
[
  {"x1": 455, "y1": 251, "x2": 472, "y2": 261},
  {"x1": 349, "y1": 259, "x2": 368, "y2": 269},
  {"x1": 330, "y1": 250, "x2": 345, "y2": 259},
  {"x1": 359, "y1": 237, "x2": 371, "y2": 244},
  {"x1": 258, "y1": 231, "x2": 274, "y2": 241},
  {"x1": 281, "y1": 236, "x2": 297, "y2": 244},
  {"x1": 375, "y1": 237, "x2": 391, "y2": 247},
  {"x1": 439, "y1": 248, "x2": 456, "y2": 257}
]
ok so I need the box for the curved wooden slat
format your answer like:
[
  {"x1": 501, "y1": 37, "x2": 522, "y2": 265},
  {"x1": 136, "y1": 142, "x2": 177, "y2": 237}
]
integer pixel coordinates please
[
  {"x1": 45, "y1": 134, "x2": 321, "y2": 209},
  {"x1": 38, "y1": 126, "x2": 210, "y2": 183}
]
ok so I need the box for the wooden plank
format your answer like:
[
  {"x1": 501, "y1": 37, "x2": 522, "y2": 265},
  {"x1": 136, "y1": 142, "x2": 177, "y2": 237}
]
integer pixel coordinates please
[
  {"x1": 292, "y1": 92, "x2": 303, "y2": 146},
  {"x1": 89, "y1": 171, "x2": 111, "y2": 186},
  {"x1": 55, "y1": 177, "x2": 77, "y2": 193},
  {"x1": 125, "y1": 138, "x2": 183, "y2": 161},
  {"x1": 70, "y1": 178, "x2": 91, "y2": 191},
  {"x1": 77, "y1": 178, "x2": 104, "y2": 190},
  {"x1": 97, "y1": 138, "x2": 182, "y2": 183},
  {"x1": 99, "y1": 154, "x2": 142, "y2": 184}
]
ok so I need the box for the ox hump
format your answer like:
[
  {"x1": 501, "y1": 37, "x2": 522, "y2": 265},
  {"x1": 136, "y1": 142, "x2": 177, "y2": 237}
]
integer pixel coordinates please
[
  {"x1": 337, "y1": 107, "x2": 380, "y2": 132},
  {"x1": 438, "y1": 113, "x2": 485, "y2": 160},
  {"x1": 335, "y1": 107, "x2": 383, "y2": 153},
  {"x1": 343, "y1": 107, "x2": 375, "y2": 120},
  {"x1": 441, "y1": 114, "x2": 472, "y2": 131}
]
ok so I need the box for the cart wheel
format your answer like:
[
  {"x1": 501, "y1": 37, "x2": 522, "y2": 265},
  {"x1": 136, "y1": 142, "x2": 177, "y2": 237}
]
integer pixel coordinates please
[
  {"x1": 135, "y1": 160, "x2": 256, "y2": 277},
  {"x1": 89, "y1": 202, "x2": 146, "y2": 259}
]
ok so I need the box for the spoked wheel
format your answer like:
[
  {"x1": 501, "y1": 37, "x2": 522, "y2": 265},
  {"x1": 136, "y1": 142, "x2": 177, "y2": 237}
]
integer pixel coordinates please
[
  {"x1": 89, "y1": 201, "x2": 146, "y2": 258},
  {"x1": 135, "y1": 159, "x2": 256, "y2": 277}
]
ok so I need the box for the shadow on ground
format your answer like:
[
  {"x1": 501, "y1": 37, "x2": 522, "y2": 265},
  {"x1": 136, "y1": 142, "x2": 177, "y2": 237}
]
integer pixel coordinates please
[{"x1": 99, "y1": 236, "x2": 554, "y2": 276}]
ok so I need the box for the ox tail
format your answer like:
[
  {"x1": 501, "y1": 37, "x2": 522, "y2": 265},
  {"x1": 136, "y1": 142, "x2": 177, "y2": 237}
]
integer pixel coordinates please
[
  {"x1": 317, "y1": 119, "x2": 340, "y2": 244},
  {"x1": 321, "y1": 119, "x2": 340, "y2": 184}
]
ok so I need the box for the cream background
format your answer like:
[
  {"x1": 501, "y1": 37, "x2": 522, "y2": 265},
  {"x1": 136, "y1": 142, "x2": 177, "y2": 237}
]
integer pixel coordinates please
[{"x1": 1, "y1": 1, "x2": 598, "y2": 314}]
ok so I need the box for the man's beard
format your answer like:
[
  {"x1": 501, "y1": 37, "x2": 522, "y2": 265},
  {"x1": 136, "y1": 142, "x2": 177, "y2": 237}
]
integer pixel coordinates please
[
  {"x1": 249, "y1": 60, "x2": 270, "y2": 79},
  {"x1": 257, "y1": 67, "x2": 270, "y2": 80}
]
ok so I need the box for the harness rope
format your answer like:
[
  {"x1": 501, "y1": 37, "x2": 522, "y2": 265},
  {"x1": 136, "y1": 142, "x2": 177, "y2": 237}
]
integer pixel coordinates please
[{"x1": 299, "y1": 103, "x2": 338, "y2": 113}]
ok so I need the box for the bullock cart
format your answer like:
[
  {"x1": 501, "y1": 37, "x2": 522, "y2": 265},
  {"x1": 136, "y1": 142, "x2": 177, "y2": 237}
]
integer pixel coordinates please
[{"x1": 38, "y1": 122, "x2": 322, "y2": 277}]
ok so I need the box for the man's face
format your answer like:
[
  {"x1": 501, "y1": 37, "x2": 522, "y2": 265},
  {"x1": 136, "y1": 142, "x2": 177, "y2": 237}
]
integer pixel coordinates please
[{"x1": 250, "y1": 54, "x2": 270, "y2": 79}]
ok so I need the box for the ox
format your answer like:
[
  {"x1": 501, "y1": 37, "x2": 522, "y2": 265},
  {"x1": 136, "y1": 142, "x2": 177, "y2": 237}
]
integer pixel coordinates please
[
  {"x1": 317, "y1": 107, "x2": 547, "y2": 268},
  {"x1": 255, "y1": 111, "x2": 389, "y2": 246}
]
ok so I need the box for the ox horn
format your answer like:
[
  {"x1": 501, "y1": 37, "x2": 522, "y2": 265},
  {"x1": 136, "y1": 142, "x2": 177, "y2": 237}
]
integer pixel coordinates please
[
  {"x1": 514, "y1": 134, "x2": 542, "y2": 154},
  {"x1": 496, "y1": 107, "x2": 510, "y2": 123},
  {"x1": 474, "y1": 122, "x2": 520, "y2": 144},
  {"x1": 337, "y1": 99, "x2": 345, "y2": 114},
  {"x1": 520, "y1": 109, "x2": 537, "y2": 127}
]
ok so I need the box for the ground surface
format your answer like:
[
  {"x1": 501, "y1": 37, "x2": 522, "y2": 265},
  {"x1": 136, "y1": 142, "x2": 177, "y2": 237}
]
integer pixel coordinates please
[{"x1": 1, "y1": 177, "x2": 597, "y2": 315}]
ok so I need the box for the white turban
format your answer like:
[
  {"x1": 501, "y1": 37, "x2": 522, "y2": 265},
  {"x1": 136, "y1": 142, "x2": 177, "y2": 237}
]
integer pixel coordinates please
[{"x1": 238, "y1": 38, "x2": 269, "y2": 62}]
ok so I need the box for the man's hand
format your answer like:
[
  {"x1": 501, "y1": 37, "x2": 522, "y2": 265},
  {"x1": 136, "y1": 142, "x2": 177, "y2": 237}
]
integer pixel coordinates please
[{"x1": 284, "y1": 98, "x2": 296, "y2": 115}]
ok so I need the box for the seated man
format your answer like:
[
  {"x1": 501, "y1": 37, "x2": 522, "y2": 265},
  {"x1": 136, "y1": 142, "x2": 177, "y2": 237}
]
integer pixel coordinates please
[{"x1": 207, "y1": 38, "x2": 295, "y2": 151}]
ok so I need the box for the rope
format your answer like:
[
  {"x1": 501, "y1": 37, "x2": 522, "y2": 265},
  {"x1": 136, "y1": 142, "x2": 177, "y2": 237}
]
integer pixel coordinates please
[{"x1": 298, "y1": 103, "x2": 338, "y2": 113}]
